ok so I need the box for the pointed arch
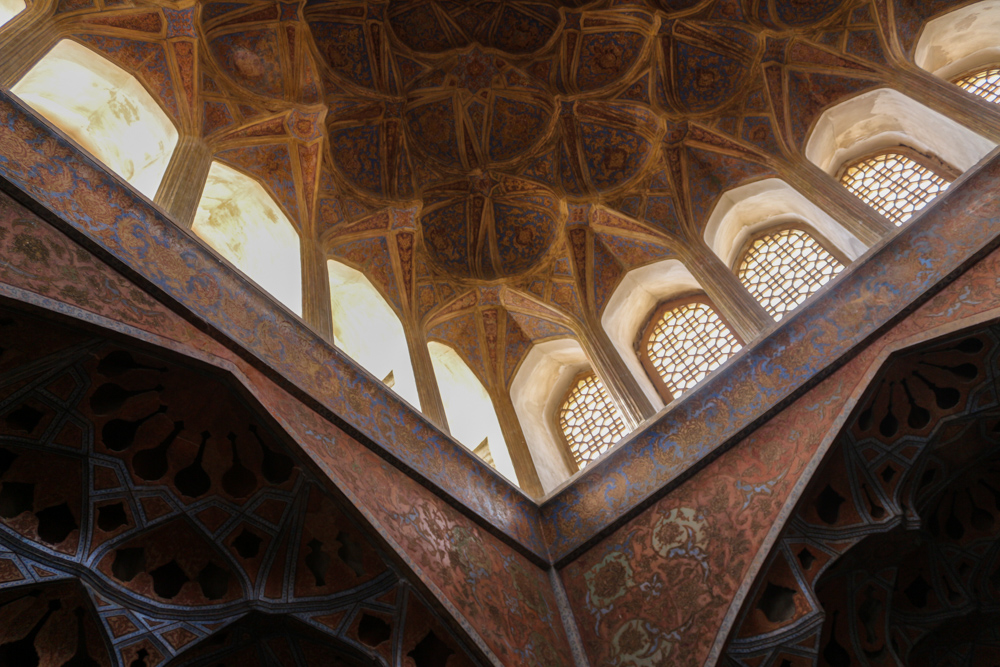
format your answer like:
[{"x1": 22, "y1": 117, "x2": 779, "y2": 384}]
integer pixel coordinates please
[
  {"x1": 510, "y1": 338, "x2": 593, "y2": 493},
  {"x1": 192, "y1": 161, "x2": 302, "y2": 315},
  {"x1": 804, "y1": 87, "x2": 995, "y2": 178},
  {"x1": 914, "y1": 0, "x2": 1000, "y2": 80},
  {"x1": 641, "y1": 294, "x2": 742, "y2": 403},
  {"x1": 557, "y1": 370, "x2": 628, "y2": 472},
  {"x1": 427, "y1": 341, "x2": 518, "y2": 485},
  {"x1": 601, "y1": 258, "x2": 703, "y2": 410},
  {"x1": 11, "y1": 39, "x2": 178, "y2": 199},
  {"x1": 737, "y1": 227, "x2": 845, "y2": 320},
  {"x1": 704, "y1": 178, "x2": 867, "y2": 268},
  {"x1": 327, "y1": 259, "x2": 419, "y2": 408}
]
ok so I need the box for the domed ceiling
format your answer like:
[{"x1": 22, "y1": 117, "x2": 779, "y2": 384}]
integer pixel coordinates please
[{"x1": 35, "y1": 0, "x2": 961, "y2": 431}]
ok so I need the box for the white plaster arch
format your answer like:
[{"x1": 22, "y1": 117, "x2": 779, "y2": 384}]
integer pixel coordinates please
[
  {"x1": 804, "y1": 87, "x2": 995, "y2": 176},
  {"x1": 509, "y1": 338, "x2": 590, "y2": 494},
  {"x1": 601, "y1": 258, "x2": 703, "y2": 411},
  {"x1": 427, "y1": 341, "x2": 518, "y2": 485},
  {"x1": 0, "y1": 0, "x2": 25, "y2": 27},
  {"x1": 12, "y1": 39, "x2": 178, "y2": 199},
  {"x1": 327, "y1": 260, "x2": 420, "y2": 408},
  {"x1": 704, "y1": 178, "x2": 868, "y2": 267},
  {"x1": 192, "y1": 161, "x2": 303, "y2": 315},
  {"x1": 915, "y1": 0, "x2": 1000, "y2": 79}
]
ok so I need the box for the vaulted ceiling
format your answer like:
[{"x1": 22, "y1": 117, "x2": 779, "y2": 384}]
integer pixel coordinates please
[{"x1": 23, "y1": 0, "x2": 973, "y2": 403}]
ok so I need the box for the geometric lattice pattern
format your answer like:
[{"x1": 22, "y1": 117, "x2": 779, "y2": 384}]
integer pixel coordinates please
[
  {"x1": 738, "y1": 228, "x2": 845, "y2": 321},
  {"x1": 645, "y1": 300, "x2": 742, "y2": 400},
  {"x1": 955, "y1": 66, "x2": 1000, "y2": 104},
  {"x1": 558, "y1": 373, "x2": 628, "y2": 470},
  {"x1": 840, "y1": 152, "x2": 951, "y2": 226}
]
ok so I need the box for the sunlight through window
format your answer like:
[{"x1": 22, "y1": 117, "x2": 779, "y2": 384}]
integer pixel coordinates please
[
  {"x1": 840, "y1": 152, "x2": 951, "y2": 226},
  {"x1": 558, "y1": 372, "x2": 627, "y2": 470},
  {"x1": 738, "y1": 228, "x2": 844, "y2": 321},
  {"x1": 644, "y1": 299, "x2": 741, "y2": 401}
]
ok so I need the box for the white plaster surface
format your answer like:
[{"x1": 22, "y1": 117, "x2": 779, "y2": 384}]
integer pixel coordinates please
[
  {"x1": 428, "y1": 341, "x2": 518, "y2": 485},
  {"x1": 12, "y1": 39, "x2": 178, "y2": 199},
  {"x1": 0, "y1": 0, "x2": 25, "y2": 27},
  {"x1": 509, "y1": 339, "x2": 591, "y2": 494},
  {"x1": 804, "y1": 87, "x2": 996, "y2": 175},
  {"x1": 192, "y1": 161, "x2": 303, "y2": 315},
  {"x1": 601, "y1": 259, "x2": 702, "y2": 411},
  {"x1": 703, "y1": 178, "x2": 868, "y2": 267},
  {"x1": 327, "y1": 260, "x2": 420, "y2": 409},
  {"x1": 915, "y1": 0, "x2": 1000, "y2": 79}
]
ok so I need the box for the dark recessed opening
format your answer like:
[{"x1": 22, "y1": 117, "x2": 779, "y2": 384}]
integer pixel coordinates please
[
  {"x1": 35, "y1": 502, "x2": 77, "y2": 544},
  {"x1": 5, "y1": 405, "x2": 44, "y2": 433},
  {"x1": 197, "y1": 562, "x2": 230, "y2": 600},
  {"x1": 407, "y1": 631, "x2": 454, "y2": 667},
  {"x1": 97, "y1": 503, "x2": 128, "y2": 532},
  {"x1": 358, "y1": 613, "x2": 392, "y2": 647},
  {"x1": 111, "y1": 547, "x2": 146, "y2": 582},
  {"x1": 757, "y1": 582, "x2": 797, "y2": 624},
  {"x1": 232, "y1": 529, "x2": 262, "y2": 559},
  {"x1": 149, "y1": 560, "x2": 187, "y2": 599},
  {"x1": 0, "y1": 481, "x2": 34, "y2": 518},
  {"x1": 815, "y1": 485, "x2": 846, "y2": 525}
]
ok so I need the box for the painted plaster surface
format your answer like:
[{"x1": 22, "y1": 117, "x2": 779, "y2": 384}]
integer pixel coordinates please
[
  {"x1": 542, "y1": 151, "x2": 1000, "y2": 561},
  {"x1": 12, "y1": 39, "x2": 178, "y2": 199},
  {"x1": 560, "y1": 214, "x2": 1000, "y2": 667},
  {"x1": 0, "y1": 90, "x2": 549, "y2": 560},
  {"x1": 5, "y1": 69, "x2": 1000, "y2": 568},
  {"x1": 0, "y1": 188, "x2": 574, "y2": 665},
  {"x1": 192, "y1": 160, "x2": 303, "y2": 315}
]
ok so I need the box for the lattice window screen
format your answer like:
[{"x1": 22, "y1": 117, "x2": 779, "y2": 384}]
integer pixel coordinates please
[
  {"x1": 645, "y1": 300, "x2": 741, "y2": 400},
  {"x1": 738, "y1": 228, "x2": 845, "y2": 321},
  {"x1": 840, "y1": 152, "x2": 951, "y2": 226},
  {"x1": 955, "y1": 66, "x2": 1000, "y2": 104},
  {"x1": 558, "y1": 372, "x2": 628, "y2": 470}
]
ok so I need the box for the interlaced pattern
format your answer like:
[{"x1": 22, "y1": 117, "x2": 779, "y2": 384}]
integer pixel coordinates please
[
  {"x1": 558, "y1": 373, "x2": 628, "y2": 469},
  {"x1": 738, "y1": 229, "x2": 844, "y2": 320},
  {"x1": 841, "y1": 152, "x2": 950, "y2": 226},
  {"x1": 955, "y1": 67, "x2": 1000, "y2": 104},
  {"x1": 646, "y1": 301, "x2": 742, "y2": 400}
]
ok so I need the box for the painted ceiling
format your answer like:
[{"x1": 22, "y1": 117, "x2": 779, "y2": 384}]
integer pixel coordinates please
[{"x1": 27, "y1": 0, "x2": 964, "y2": 403}]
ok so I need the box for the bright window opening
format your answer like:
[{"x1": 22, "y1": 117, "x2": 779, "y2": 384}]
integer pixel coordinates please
[
  {"x1": 327, "y1": 260, "x2": 419, "y2": 408},
  {"x1": 955, "y1": 66, "x2": 1000, "y2": 103},
  {"x1": 643, "y1": 298, "x2": 741, "y2": 402},
  {"x1": 0, "y1": 0, "x2": 25, "y2": 27},
  {"x1": 840, "y1": 152, "x2": 952, "y2": 226},
  {"x1": 428, "y1": 342, "x2": 517, "y2": 485},
  {"x1": 12, "y1": 39, "x2": 178, "y2": 199},
  {"x1": 738, "y1": 228, "x2": 844, "y2": 321},
  {"x1": 193, "y1": 161, "x2": 302, "y2": 315},
  {"x1": 558, "y1": 372, "x2": 628, "y2": 470}
]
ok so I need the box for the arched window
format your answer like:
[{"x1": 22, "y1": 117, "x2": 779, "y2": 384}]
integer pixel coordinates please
[
  {"x1": 327, "y1": 260, "x2": 419, "y2": 409},
  {"x1": 641, "y1": 296, "x2": 742, "y2": 403},
  {"x1": 737, "y1": 227, "x2": 845, "y2": 321},
  {"x1": 11, "y1": 39, "x2": 178, "y2": 199},
  {"x1": 954, "y1": 66, "x2": 1000, "y2": 103},
  {"x1": 839, "y1": 150, "x2": 955, "y2": 227},
  {"x1": 0, "y1": 0, "x2": 25, "y2": 27},
  {"x1": 427, "y1": 342, "x2": 518, "y2": 484},
  {"x1": 557, "y1": 372, "x2": 627, "y2": 470},
  {"x1": 192, "y1": 161, "x2": 302, "y2": 315}
]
